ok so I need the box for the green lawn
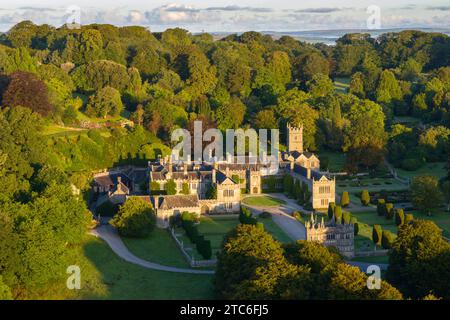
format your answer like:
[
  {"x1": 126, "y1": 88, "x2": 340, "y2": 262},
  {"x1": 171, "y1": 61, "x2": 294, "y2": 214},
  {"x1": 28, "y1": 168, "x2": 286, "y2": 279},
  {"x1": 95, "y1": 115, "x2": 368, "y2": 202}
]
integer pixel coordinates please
[
  {"x1": 242, "y1": 195, "x2": 286, "y2": 207},
  {"x1": 395, "y1": 162, "x2": 447, "y2": 181},
  {"x1": 350, "y1": 255, "x2": 389, "y2": 264},
  {"x1": 336, "y1": 178, "x2": 408, "y2": 204},
  {"x1": 317, "y1": 151, "x2": 346, "y2": 172},
  {"x1": 347, "y1": 210, "x2": 398, "y2": 251},
  {"x1": 178, "y1": 215, "x2": 292, "y2": 260},
  {"x1": 122, "y1": 228, "x2": 191, "y2": 268},
  {"x1": 27, "y1": 236, "x2": 214, "y2": 300},
  {"x1": 334, "y1": 77, "x2": 350, "y2": 93},
  {"x1": 408, "y1": 210, "x2": 450, "y2": 238}
]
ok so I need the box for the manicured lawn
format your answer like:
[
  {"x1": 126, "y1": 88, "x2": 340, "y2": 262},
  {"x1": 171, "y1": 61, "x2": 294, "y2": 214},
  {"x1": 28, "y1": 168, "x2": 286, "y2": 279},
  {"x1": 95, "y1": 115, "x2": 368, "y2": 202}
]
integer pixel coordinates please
[
  {"x1": 317, "y1": 151, "x2": 346, "y2": 172},
  {"x1": 122, "y1": 228, "x2": 191, "y2": 268},
  {"x1": 408, "y1": 210, "x2": 450, "y2": 238},
  {"x1": 259, "y1": 215, "x2": 293, "y2": 243},
  {"x1": 42, "y1": 124, "x2": 87, "y2": 137},
  {"x1": 178, "y1": 215, "x2": 292, "y2": 260},
  {"x1": 395, "y1": 162, "x2": 447, "y2": 180},
  {"x1": 350, "y1": 255, "x2": 390, "y2": 264},
  {"x1": 334, "y1": 77, "x2": 350, "y2": 93},
  {"x1": 336, "y1": 177, "x2": 409, "y2": 204},
  {"x1": 27, "y1": 236, "x2": 214, "y2": 300},
  {"x1": 242, "y1": 195, "x2": 286, "y2": 207},
  {"x1": 348, "y1": 210, "x2": 398, "y2": 251}
]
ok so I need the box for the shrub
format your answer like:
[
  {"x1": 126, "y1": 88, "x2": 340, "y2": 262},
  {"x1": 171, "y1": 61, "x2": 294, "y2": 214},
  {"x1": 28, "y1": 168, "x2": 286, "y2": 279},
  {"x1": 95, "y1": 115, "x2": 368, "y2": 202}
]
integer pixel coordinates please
[
  {"x1": 361, "y1": 190, "x2": 370, "y2": 206},
  {"x1": 405, "y1": 213, "x2": 414, "y2": 224},
  {"x1": 395, "y1": 209, "x2": 405, "y2": 226},
  {"x1": 401, "y1": 157, "x2": 425, "y2": 171},
  {"x1": 327, "y1": 202, "x2": 336, "y2": 220},
  {"x1": 343, "y1": 211, "x2": 351, "y2": 225},
  {"x1": 334, "y1": 205, "x2": 343, "y2": 222},
  {"x1": 165, "y1": 179, "x2": 177, "y2": 195},
  {"x1": 341, "y1": 191, "x2": 350, "y2": 207},
  {"x1": 293, "y1": 211, "x2": 303, "y2": 222},
  {"x1": 96, "y1": 200, "x2": 119, "y2": 217},
  {"x1": 385, "y1": 203, "x2": 394, "y2": 220},
  {"x1": 259, "y1": 211, "x2": 271, "y2": 219},
  {"x1": 110, "y1": 197, "x2": 156, "y2": 238},
  {"x1": 239, "y1": 207, "x2": 257, "y2": 225},
  {"x1": 381, "y1": 230, "x2": 394, "y2": 249},
  {"x1": 196, "y1": 239, "x2": 212, "y2": 259},
  {"x1": 351, "y1": 217, "x2": 359, "y2": 236},
  {"x1": 372, "y1": 225, "x2": 382, "y2": 247},
  {"x1": 181, "y1": 182, "x2": 190, "y2": 195},
  {"x1": 377, "y1": 199, "x2": 386, "y2": 216}
]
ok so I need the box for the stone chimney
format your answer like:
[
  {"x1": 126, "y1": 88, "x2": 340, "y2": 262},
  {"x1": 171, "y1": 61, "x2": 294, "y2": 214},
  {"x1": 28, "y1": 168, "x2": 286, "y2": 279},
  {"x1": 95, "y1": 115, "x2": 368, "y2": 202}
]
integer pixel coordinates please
[
  {"x1": 225, "y1": 166, "x2": 230, "y2": 177},
  {"x1": 184, "y1": 164, "x2": 188, "y2": 175},
  {"x1": 212, "y1": 168, "x2": 216, "y2": 184}
]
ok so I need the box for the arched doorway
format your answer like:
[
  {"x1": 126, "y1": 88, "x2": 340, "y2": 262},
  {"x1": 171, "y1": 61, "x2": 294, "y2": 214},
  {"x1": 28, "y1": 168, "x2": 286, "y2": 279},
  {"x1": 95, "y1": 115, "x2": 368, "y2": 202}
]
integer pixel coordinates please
[{"x1": 201, "y1": 205, "x2": 210, "y2": 214}]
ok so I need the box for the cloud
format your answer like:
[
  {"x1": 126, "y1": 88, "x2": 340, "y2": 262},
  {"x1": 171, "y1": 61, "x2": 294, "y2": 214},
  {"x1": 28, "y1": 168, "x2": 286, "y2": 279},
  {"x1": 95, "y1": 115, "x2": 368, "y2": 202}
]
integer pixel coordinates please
[
  {"x1": 426, "y1": 6, "x2": 450, "y2": 11},
  {"x1": 295, "y1": 7, "x2": 345, "y2": 13},
  {"x1": 146, "y1": 4, "x2": 218, "y2": 25},
  {"x1": 205, "y1": 6, "x2": 273, "y2": 13},
  {"x1": 127, "y1": 10, "x2": 145, "y2": 23}
]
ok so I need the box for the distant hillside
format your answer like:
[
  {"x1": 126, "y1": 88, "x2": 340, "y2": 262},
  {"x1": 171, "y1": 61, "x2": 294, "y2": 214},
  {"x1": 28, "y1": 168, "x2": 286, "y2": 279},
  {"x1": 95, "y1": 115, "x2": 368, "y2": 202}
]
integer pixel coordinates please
[{"x1": 210, "y1": 27, "x2": 450, "y2": 45}]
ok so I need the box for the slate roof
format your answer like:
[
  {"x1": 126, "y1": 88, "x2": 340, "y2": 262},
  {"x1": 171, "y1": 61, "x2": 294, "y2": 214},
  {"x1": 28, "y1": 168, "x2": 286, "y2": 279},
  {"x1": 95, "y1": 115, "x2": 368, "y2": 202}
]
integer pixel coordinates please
[
  {"x1": 293, "y1": 164, "x2": 328, "y2": 180},
  {"x1": 284, "y1": 151, "x2": 316, "y2": 160},
  {"x1": 156, "y1": 195, "x2": 199, "y2": 210},
  {"x1": 94, "y1": 173, "x2": 131, "y2": 188}
]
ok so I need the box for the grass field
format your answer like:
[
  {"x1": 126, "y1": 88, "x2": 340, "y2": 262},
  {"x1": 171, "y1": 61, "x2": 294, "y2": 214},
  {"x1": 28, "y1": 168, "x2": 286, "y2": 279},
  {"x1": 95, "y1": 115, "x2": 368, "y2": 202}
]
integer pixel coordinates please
[
  {"x1": 350, "y1": 255, "x2": 390, "y2": 264},
  {"x1": 122, "y1": 228, "x2": 191, "y2": 269},
  {"x1": 317, "y1": 151, "x2": 346, "y2": 172},
  {"x1": 27, "y1": 236, "x2": 214, "y2": 300},
  {"x1": 350, "y1": 209, "x2": 398, "y2": 250},
  {"x1": 242, "y1": 195, "x2": 286, "y2": 207},
  {"x1": 409, "y1": 210, "x2": 450, "y2": 238},
  {"x1": 395, "y1": 162, "x2": 447, "y2": 180},
  {"x1": 334, "y1": 77, "x2": 350, "y2": 93},
  {"x1": 178, "y1": 215, "x2": 292, "y2": 260}
]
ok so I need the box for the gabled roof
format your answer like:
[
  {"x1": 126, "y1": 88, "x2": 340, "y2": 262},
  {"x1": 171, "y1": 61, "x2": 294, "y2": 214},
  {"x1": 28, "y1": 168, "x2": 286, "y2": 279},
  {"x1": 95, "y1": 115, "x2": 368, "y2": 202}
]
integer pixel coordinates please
[
  {"x1": 94, "y1": 173, "x2": 131, "y2": 188},
  {"x1": 216, "y1": 171, "x2": 237, "y2": 185},
  {"x1": 156, "y1": 195, "x2": 199, "y2": 210},
  {"x1": 293, "y1": 164, "x2": 329, "y2": 180},
  {"x1": 285, "y1": 151, "x2": 317, "y2": 160}
]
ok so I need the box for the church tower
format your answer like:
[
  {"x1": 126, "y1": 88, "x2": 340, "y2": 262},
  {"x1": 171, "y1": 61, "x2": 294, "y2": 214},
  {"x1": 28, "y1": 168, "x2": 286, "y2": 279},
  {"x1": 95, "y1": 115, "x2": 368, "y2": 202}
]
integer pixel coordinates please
[{"x1": 287, "y1": 123, "x2": 303, "y2": 153}]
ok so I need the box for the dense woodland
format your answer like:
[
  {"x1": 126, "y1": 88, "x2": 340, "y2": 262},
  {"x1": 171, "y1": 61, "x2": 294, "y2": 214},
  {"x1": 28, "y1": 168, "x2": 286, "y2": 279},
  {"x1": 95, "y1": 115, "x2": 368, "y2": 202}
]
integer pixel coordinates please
[{"x1": 0, "y1": 21, "x2": 449, "y2": 299}]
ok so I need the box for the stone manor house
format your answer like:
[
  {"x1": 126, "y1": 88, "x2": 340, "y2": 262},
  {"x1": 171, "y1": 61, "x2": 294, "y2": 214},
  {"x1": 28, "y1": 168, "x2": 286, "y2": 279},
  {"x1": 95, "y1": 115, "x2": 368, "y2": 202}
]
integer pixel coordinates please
[
  {"x1": 305, "y1": 214, "x2": 355, "y2": 258},
  {"x1": 93, "y1": 124, "x2": 336, "y2": 228}
]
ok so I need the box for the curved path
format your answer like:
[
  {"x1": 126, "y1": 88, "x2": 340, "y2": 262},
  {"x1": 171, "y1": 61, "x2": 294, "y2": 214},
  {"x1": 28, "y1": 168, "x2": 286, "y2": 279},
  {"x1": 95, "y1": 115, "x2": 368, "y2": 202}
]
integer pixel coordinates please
[
  {"x1": 242, "y1": 193, "x2": 307, "y2": 241},
  {"x1": 90, "y1": 225, "x2": 214, "y2": 275}
]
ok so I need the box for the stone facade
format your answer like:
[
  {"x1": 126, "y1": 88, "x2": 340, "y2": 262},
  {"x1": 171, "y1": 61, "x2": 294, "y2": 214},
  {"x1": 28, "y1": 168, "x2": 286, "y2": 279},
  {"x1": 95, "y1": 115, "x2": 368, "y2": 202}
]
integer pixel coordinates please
[
  {"x1": 305, "y1": 214, "x2": 355, "y2": 257},
  {"x1": 282, "y1": 123, "x2": 336, "y2": 210}
]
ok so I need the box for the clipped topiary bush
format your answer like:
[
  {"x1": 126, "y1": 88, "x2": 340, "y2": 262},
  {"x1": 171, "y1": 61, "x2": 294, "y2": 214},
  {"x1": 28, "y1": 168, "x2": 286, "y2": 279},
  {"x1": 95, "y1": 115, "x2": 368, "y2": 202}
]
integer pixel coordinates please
[
  {"x1": 381, "y1": 230, "x2": 395, "y2": 249},
  {"x1": 395, "y1": 208, "x2": 405, "y2": 226},
  {"x1": 360, "y1": 190, "x2": 370, "y2": 206},
  {"x1": 341, "y1": 191, "x2": 350, "y2": 207}
]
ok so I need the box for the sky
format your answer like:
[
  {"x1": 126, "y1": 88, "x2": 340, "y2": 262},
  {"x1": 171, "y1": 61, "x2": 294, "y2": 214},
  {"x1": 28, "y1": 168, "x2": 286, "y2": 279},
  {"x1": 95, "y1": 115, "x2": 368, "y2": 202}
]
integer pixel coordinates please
[{"x1": 0, "y1": 0, "x2": 450, "y2": 32}]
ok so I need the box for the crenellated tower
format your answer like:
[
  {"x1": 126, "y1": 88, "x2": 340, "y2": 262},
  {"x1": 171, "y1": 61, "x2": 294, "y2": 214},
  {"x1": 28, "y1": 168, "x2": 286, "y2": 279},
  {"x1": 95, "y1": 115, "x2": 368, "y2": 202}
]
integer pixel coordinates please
[{"x1": 287, "y1": 123, "x2": 303, "y2": 153}]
